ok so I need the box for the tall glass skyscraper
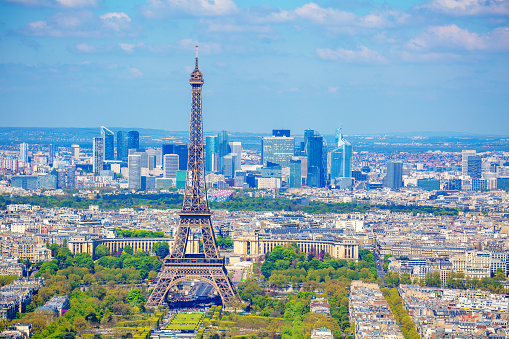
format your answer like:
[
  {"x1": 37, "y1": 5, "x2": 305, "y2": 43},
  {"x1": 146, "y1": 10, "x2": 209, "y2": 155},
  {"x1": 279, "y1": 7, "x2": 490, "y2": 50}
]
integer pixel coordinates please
[
  {"x1": 305, "y1": 130, "x2": 327, "y2": 188},
  {"x1": 128, "y1": 154, "x2": 141, "y2": 190},
  {"x1": 128, "y1": 130, "x2": 140, "y2": 151},
  {"x1": 330, "y1": 127, "x2": 352, "y2": 180},
  {"x1": 93, "y1": 137, "x2": 104, "y2": 175},
  {"x1": 205, "y1": 135, "x2": 218, "y2": 172},
  {"x1": 217, "y1": 130, "x2": 229, "y2": 174},
  {"x1": 101, "y1": 126, "x2": 115, "y2": 161},
  {"x1": 289, "y1": 157, "x2": 302, "y2": 188},
  {"x1": 386, "y1": 161, "x2": 403, "y2": 189},
  {"x1": 117, "y1": 131, "x2": 129, "y2": 162}
]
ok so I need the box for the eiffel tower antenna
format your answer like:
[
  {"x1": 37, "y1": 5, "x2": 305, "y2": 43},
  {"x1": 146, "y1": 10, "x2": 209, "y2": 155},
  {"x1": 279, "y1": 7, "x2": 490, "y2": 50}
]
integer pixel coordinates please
[{"x1": 146, "y1": 52, "x2": 239, "y2": 308}]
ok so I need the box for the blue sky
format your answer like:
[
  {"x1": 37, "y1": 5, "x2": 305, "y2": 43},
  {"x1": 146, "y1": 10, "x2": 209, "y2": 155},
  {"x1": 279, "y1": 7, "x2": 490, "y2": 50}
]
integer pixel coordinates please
[{"x1": 0, "y1": 0, "x2": 508, "y2": 135}]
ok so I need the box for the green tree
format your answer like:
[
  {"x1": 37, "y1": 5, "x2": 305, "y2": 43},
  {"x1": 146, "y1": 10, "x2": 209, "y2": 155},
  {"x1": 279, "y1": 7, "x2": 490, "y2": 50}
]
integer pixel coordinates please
[
  {"x1": 123, "y1": 245, "x2": 133, "y2": 255},
  {"x1": 74, "y1": 253, "x2": 94, "y2": 269},
  {"x1": 126, "y1": 288, "x2": 146, "y2": 305},
  {"x1": 94, "y1": 245, "x2": 110, "y2": 258}
]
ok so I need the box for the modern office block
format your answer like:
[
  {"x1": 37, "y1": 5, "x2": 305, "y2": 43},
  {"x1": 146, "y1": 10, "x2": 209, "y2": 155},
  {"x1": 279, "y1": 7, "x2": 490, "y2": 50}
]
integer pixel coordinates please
[
  {"x1": 162, "y1": 144, "x2": 188, "y2": 171},
  {"x1": 93, "y1": 137, "x2": 105, "y2": 175},
  {"x1": 19, "y1": 143, "x2": 28, "y2": 163},
  {"x1": 386, "y1": 161, "x2": 403, "y2": 189},
  {"x1": 330, "y1": 128, "x2": 352, "y2": 180},
  {"x1": 417, "y1": 178, "x2": 441, "y2": 191},
  {"x1": 128, "y1": 154, "x2": 141, "y2": 190},
  {"x1": 71, "y1": 144, "x2": 80, "y2": 159},
  {"x1": 100, "y1": 126, "x2": 115, "y2": 161},
  {"x1": 48, "y1": 144, "x2": 55, "y2": 166},
  {"x1": 306, "y1": 130, "x2": 326, "y2": 188},
  {"x1": 229, "y1": 141, "x2": 242, "y2": 172},
  {"x1": 289, "y1": 157, "x2": 302, "y2": 188},
  {"x1": 65, "y1": 165, "x2": 76, "y2": 188},
  {"x1": 222, "y1": 154, "x2": 235, "y2": 178},
  {"x1": 217, "y1": 130, "x2": 229, "y2": 174},
  {"x1": 128, "y1": 130, "x2": 139, "y2": 151},
  {"x1": 117, "y1": 131, "x2": 129, "y2": 162},
  {"x1": 467, "y1": 156, "x2": 482, "y2": 179},
  {"x1": 205, "y1": 135, "x2": 218, "y2": 172},
  {"x1": 163, "y1": 154, "x2": 179, "y2": 179},
  {"x1": 462, "y1": 150, "x2": 476, "y2": 177},
  {"x1": 261, "y1": 135, "x2": 295, "y2": 168},
  {"x1": 176, "y1": 170, "x2": 187, "y2": 189}
]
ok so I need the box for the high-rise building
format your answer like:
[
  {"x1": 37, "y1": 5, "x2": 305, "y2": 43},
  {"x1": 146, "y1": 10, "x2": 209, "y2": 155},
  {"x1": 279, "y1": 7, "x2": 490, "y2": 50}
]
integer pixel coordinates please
[
  {"x1": 163, "y1": 154, "x2": 179, "y2": 179},
  {"x1": 101, "y1": 126, "x2": 115, "y2": 161},
  {"x1": 65, "y1": 165, "x2": 76, "y2": 188},
  {"x1": 19, "y1": 143, "x2": 28, "y2": 163},
  {"x1": 93, "y1": 137, "x2": 105, "y2": 175},
  {"x1": 222, "y1": 154, "x2": 235, "y2": 178},
  {"x1": 386, "y1": 161, "x2": 403, "y2": 190},
  {"x1": 467, "y1": 156, "x2": 482, "y2": 179},
  {"x1": 306, "y1": 130, "x2": 326, "y2": 188},
  {"x1": 229, "y1": 141, "x2": 242, "y2": 173},
  {"x1": 162, "y1": 144, "x2": 188, "y2": 170},
  {"x1": 128, "y1": 154, "x2": 141, "y2": 190},
  {"x1": 71, "y1": 144, "x2": 80, "y2": 159},
  {"x1": 217, "y1": 130, "x2": 229, "y2": 174},
  {"x1": 289, "y1": 157, "x2": 302, "y2": 188},
  {"x1": 48, "y1": 144, "x2": 55, "y2": 166},
  {"x1": 261, "y1": 134, "x2": 295, "y2": 168},
  {"x1": 205, "y1": 135, "x2": 218, "y2": 172},
  {"x1": 117, "y1": 131, "x2": 129, "y2": 162},
  {"x1": 330, "y1": 128, "x2": 352, "y2": 180},
  {"x1": 128, "y1": 131, "x2": 140, "y2": 151},
  {"x1": 462, "y1": 150, "x2": 476, "y2": 177}
]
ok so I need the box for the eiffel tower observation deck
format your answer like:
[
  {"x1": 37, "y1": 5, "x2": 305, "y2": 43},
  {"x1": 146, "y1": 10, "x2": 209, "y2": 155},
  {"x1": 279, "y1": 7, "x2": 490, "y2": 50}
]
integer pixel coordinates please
[{"x1": 146, "y1": 48, "x2": 238, "y2": 308}]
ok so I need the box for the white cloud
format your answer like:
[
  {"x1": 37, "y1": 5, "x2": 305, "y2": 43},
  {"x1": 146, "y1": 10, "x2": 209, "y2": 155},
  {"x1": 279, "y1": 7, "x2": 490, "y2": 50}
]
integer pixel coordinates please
[
  {"x1": 127, "y1": 67, "x2": 143, "y2": 79},
  {"x1": 5, "y1": 0, "x2": 99, "y2": 7},
  {"x1": 142, "y1": 0, "x2": 237, "y2": 18},
  {"x1": 18, "y1": 11, "x2": 137, "y2": 37},
  {"x1": 74, "y1": 42, "x2": 96, "y2": 53},
  {"x1": 203, "y1": 20, "x2": 273, "y2": 34},
  {"x1": 421, "y1": 0, "x2": 509, "y2": 16},
  {"x1": 328, "y1": 86, "x2": 339, "y2": 93},
  {"x1": 407, "y1": 24, "x2": 509, "y2": 51},
  {"x1": 317, "y1": 46, "x2": 388, "y2": 63},
  {"x1": 295, "y1": 3, "x2": 356, "y2": 25},
  {"x1": 119, "y1": 42, "x2": 135, "y2": 53}
]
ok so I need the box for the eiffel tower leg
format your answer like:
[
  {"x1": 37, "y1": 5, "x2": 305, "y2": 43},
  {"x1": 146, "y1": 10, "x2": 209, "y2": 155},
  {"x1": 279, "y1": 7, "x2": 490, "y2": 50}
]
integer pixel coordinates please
[
  {"x1": 200, "y1": 218, "x2": 219, "y2": 258},
  {"x1": 146, "y1": 276, "x2": 175, "y2": 308},
  {"x1": 210, "y1": 268, "x2": 239, "y2": 305},
  {"x1": 171, "y1": 223, "x2": 190, "y2": 258}
]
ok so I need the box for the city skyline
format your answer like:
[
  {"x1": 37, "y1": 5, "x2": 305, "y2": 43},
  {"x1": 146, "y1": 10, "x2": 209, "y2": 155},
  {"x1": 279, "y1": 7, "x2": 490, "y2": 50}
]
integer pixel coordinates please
[{"x1": 1, "y1": 0, "x2": 509, "y2": 135}]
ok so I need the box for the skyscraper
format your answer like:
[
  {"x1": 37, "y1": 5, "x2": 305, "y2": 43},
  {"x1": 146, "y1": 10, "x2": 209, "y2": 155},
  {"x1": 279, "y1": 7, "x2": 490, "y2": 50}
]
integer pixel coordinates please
[
  {"x1": 330, "y1": 127, "x2": 352, "y2": 180},
  {"x1": 71, "y1": 144, "x2": 80, "y2": 159},
  {"x1": 65, "y1": 165, "x2": 76, "y2": 188},
  {"x1": 48, "y1": 144, "x2": 55, "y2": 166},
  {"x1": 93, "y1": 137, "x2": 105, "y2": 175},
  {"x1": 163, "y1": 154, "x2": 179, "y2": 179},
  {"x1": 19, "y1": 143, "x2": 28, "y2": 163},
  {"x1": 101, "y1": 126, "x2": 115, "y2": 161},
  {"x1": 117, "y1": 131, "x2": 129, "y2": 162},
  {"x1": 261, "y1": 134, "x2": 295, "y2": 168},
  {"x1": 217, "y1": 130, "x2": 229, "y2": 174},
  {"x1": 128, "y1": 154, "x2": 141, "y2": 190},
  {"x1": 128, "y1": 131, "x2": 140, "y2": 151},
  {"x1": 229, "y1": 141, "x2": 242, "y2": 174},
  {"x1": 205, "y1": 135, "x2": 218, "y2": 172},
  {"x1": 462, "y1": 150, "x2": 476, "y2": 177},
  {"x1": 467, "y1": 156, "x2": 482, "y2": 179},
  {"x1": 386, "y1": 161, "x2": 403, "y2": 190},
  {"x1": 162, "y1": 144, "x2": 188, "y2": 171},
  {"x1": 289, "y1": 157, "x2": 302, "y2": 188},
  {"x1": 306, "y1": 130, "x2": 327, "y2": 188}
]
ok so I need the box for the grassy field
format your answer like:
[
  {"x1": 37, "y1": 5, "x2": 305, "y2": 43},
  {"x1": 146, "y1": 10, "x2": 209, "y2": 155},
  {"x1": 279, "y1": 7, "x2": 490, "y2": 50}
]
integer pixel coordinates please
[{"x1": 166, "y1": 313, "x2": 204, "y2": 331}]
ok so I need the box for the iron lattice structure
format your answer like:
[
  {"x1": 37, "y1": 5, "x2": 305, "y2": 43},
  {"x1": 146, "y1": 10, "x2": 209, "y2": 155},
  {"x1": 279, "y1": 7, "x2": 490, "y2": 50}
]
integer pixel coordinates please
[{"x1": 146, "y1": 53, "x2": 238, "y2": 308}]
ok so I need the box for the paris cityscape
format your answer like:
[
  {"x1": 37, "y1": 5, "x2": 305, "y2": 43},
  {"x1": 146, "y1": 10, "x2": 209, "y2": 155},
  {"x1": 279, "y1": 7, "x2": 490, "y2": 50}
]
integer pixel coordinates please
[{"x1": 1, "y1": 0, "x2": 509, "y2": 339}]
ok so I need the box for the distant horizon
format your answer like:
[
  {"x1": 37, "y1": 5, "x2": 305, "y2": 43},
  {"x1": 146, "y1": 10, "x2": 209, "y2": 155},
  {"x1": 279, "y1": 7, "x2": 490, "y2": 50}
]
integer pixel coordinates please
[{"x1": 0, "y1": 126, "x2": 508, "y2": 138}]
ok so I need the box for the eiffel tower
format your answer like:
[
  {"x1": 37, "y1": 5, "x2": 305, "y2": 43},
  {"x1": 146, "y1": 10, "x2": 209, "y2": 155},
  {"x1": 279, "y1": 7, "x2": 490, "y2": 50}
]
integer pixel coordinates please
[{"x1": 146, "y1": 49, "x2": 238, "y2": 308}]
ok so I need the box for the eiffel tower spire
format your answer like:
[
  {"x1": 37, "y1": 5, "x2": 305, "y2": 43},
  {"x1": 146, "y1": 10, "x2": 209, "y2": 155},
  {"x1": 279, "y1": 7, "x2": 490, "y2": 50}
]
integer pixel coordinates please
[{"x1": 146, "y1": 50, "x2": 238, "y2": 308}]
